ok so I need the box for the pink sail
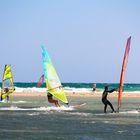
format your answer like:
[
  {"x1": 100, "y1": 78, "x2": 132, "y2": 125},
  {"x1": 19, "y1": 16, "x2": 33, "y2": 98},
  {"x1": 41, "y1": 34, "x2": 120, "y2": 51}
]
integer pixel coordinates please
[
  {"x1": 118, "y1": 36, "x2": 131, "y2": 110},
  {"x1": 37, "y1": 74, "x2": 44, "y2": 86}
]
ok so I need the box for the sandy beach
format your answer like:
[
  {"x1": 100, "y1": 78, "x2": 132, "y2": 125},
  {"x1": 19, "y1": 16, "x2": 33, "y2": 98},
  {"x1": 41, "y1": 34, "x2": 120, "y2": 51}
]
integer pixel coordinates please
[{"x1": 11, "y1": 91, "x2": 140, "y2": 98}]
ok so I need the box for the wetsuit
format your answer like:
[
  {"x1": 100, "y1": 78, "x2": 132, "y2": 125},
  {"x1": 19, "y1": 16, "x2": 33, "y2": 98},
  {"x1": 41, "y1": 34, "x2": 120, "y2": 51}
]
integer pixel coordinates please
[{"x1": 102, "y1": 89, "x2": 116, "y2": 113}]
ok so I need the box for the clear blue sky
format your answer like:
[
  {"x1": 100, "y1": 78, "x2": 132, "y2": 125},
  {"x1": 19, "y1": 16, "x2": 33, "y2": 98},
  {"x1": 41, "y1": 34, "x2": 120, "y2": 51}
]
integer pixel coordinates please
[{"x1": 0, "y1": 0, "x2": 140, "y2": 83}]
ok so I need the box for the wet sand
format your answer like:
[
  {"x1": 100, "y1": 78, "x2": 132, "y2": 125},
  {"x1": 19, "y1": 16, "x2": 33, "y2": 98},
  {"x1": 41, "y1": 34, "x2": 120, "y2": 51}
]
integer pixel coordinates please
[{"x1": 11, "y1": 91, "x2": 140, "y2": 98}]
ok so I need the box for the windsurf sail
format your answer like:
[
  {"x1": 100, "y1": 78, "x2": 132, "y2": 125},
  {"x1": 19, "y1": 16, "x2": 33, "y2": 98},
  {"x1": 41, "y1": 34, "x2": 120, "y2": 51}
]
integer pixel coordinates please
[
  {"x1": 118, "y1": 36, "x2": 131, "y2": 110},
  {"x1": 37, "y1": 74, "x2": 44, "y2": 86},
  {"x1": 1, "y1": 65, "x2": 15, "y2": 100},
  {"x1": 42, "y1": 46, "x2": 68, "y2": 104}
]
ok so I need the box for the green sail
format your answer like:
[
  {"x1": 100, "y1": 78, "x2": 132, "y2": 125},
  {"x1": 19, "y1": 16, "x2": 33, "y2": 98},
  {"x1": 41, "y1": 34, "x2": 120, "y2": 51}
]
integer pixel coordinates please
[{"x1": 42, "y1": 46, "x2": 68, "y2": 104}]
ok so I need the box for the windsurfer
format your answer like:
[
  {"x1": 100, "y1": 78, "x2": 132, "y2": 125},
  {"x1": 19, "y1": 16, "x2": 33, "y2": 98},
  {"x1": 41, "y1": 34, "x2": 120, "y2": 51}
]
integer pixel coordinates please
[
  {"x1": 47, "y1": 92, "x2": 60, "y2": 107},
  {"x1": 102, "y1": 86, "x2": 117, "y2": 113},
  {"x1": 1, "y1": 87, "x2": 15, "y2": 101},
  {"x1": 1, "y1": 88, "x2": 9, "y2": 101}
]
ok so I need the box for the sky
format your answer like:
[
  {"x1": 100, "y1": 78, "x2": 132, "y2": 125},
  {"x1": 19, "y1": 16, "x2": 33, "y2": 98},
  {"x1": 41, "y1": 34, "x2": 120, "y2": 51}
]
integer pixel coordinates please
[{"x1": 0, "y1": 0, "x2": 140, "y2": 83}]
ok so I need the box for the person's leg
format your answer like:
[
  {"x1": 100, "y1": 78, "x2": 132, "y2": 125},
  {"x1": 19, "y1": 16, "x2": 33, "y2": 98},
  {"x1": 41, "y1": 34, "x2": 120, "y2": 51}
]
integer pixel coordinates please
[
  {"x1": 102, "y1": 100, "x2": 108, "y2": 113},
  {"x1": 54, "y1": 100, "x2": 60, "y2": 107},
  {"x1": 48, "y1": 99, "x2": 55, "y2": 105},
  {"x1": 104, "y1": 104, "x2": 107, "y2": 113},
  {"x1": 7, "y1": 96, "x2": 9, "y2": 101},
  {"x1": 107, "y1": 100, "x2": 115, "y2": 112},
  {"x1": 48, "y1": 99, "x2": 60, "y2": 107}
]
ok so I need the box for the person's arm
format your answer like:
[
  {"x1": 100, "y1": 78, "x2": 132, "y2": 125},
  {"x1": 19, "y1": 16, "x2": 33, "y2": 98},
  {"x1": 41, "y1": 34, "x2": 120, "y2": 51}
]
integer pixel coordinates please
[
  {"x1": 8, "y1": 88, "x2": 15, "y2": 94},
  {"x1": 108, "y1": 88, "x2": 117, "y2": 93}
]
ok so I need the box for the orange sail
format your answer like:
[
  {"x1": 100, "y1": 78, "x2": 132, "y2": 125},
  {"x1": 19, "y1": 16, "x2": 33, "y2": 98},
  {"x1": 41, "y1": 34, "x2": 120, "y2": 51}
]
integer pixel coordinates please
[{"x1": 118, "y1": 36, "x2": 131, "y2": 110}]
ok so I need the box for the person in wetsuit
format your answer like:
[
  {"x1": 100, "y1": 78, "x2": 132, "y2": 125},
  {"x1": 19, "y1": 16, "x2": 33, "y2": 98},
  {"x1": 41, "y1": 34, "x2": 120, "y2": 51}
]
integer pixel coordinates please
[
  {"x1": 102, "y1": 86, "x2": 117, "y2": 113},
  {"x1": 47, "y1": 92, "x2": 60, "y2": 107}
]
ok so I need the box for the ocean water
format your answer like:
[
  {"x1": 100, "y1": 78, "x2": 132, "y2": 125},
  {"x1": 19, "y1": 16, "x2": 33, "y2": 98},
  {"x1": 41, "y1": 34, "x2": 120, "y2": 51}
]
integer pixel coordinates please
[
  {"x1": 0, "y1": 96, "x2": 140, "y2": 140},
  {"x1": 1, "y1": 83, "x2": 140, "y2": 93}
]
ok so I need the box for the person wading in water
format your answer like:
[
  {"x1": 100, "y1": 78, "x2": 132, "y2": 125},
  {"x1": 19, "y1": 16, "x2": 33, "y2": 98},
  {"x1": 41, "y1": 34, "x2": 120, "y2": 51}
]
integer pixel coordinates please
[{"x1": 102, "y1": 86, "x2": 117, "y2": 113}]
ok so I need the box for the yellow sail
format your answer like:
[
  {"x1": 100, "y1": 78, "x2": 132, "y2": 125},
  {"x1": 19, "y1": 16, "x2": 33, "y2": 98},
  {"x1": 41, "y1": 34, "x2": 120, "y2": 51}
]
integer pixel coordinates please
[
  {"x1": 1, "y1": 65, "x2": 15, "y2": 100},
  {"x1": 42, "y1": 46, "x2": 68, "y2": 104}
]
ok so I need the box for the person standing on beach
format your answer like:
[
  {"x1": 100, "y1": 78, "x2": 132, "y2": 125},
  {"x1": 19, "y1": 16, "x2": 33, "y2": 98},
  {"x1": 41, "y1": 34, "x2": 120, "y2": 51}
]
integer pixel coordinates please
[
  {"x1": 102, "y1": 86, "x2": 117, "y2": 113},
  {"x1": 92, "y1": 83, "x2": 96, "y2": 92},
  {"x1": 47, "y1": 92, "x2": 60, "y2": 107}
]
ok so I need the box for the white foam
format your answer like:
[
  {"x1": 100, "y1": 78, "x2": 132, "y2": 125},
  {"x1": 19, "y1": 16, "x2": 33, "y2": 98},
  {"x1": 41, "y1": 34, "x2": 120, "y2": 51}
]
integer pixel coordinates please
[
  {"x1": 14, "y1": 87, "x2": 46, "y2": 93},
  {"x1": 0, "y1": 100, "x2": 8, "y2": 103},
  {"x1": 13, "y1": 86, "x2": 94, "y2": 93},
  {"x1": 118, "y1": 130, "x2": 128, "y2": 134},
  {"x1": 0, "y1": 106, "x2": 74, "y2": 111},
  {"x1": 0, "y1": 100, "x2": 29, "y2": 104},
  {"x1": 103, "y1": 121, "x2": 109, "y2": 123},
  {"x1": 28, "y1": 112, "x2": 41, "y2": 116},
  {"x1": 11, "y1": 101, "x2": 29, "y2": 104},
  {"x1": 64, "y1": 87, "x2": 92, "y2": 93},
  {"x1": 120, "y1": 110, "x2": 139, "y2": 114},
  {"x1": 1, "y1": 86, "x2": 140, "y2": 94},
  {"x1": 40, "y1": 106, "x2": 74, "y2": 111},
  {"x1": 67, "y1": 112, "x2": 92, "y2": 116},
  {"x1": 2, "y1": 86, "x2": 139, "y2": 94}
]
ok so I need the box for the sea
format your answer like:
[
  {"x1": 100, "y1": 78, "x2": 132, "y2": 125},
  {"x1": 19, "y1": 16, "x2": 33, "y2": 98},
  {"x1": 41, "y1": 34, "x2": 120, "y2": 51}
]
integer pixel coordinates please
[
  {"x1": 1, "y1": 82, "x2": 140, "y2": 93},
  {"x1": 0, "y1": 83, "x2": 140, "y2": 140}
]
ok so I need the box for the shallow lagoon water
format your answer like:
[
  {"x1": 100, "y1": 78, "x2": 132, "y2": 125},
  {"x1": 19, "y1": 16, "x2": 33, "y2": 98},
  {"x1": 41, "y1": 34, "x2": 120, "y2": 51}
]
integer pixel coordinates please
[{"x1": 0, "y1": 96, "x2": 140, "y2": 140}]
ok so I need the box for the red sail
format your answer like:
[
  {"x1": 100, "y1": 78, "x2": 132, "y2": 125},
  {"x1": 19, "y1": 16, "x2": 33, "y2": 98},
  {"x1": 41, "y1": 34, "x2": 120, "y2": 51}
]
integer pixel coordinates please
[
  {"x1": 118, "y1": 36, "x2": 131, "y2": 109},
  {"x1": 37, "y1": 74, "x2": 44, "y2": 86}
]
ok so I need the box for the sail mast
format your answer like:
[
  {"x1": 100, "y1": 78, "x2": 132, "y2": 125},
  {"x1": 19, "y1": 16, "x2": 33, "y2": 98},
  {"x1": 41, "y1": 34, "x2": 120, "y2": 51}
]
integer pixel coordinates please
[{"x1": 118, "y1": 36, "x2": 131, "y2": 111}]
